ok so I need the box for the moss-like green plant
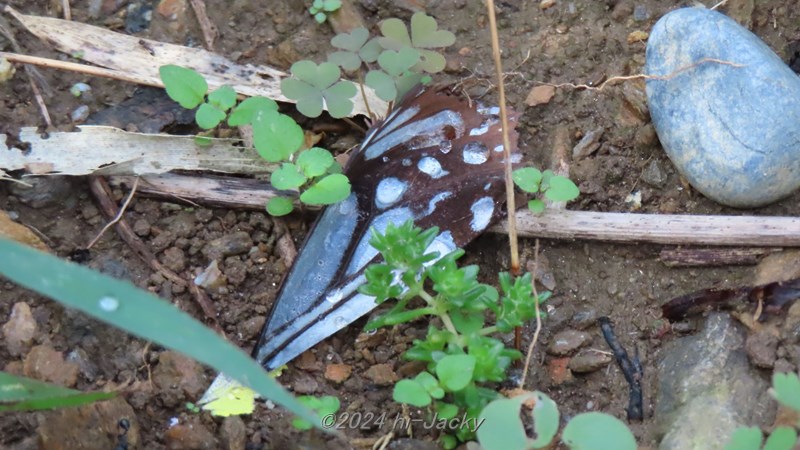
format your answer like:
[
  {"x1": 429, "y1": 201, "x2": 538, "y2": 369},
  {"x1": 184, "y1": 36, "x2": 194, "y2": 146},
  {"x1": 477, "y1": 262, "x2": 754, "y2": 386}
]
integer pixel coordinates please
[{"x1": 308, "y1": 0, "x2": 341, "y2": 24}]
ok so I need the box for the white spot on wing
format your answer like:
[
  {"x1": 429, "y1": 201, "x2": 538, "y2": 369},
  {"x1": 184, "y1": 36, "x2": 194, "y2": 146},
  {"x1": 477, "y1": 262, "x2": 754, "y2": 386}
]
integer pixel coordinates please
[
  {"x1": 418, "y1": 157, "x2": 449, "y2": 179},
  {"x1": 375, "y1": 177, "x2": 407, "y2": 209},
  {"x1": 470, "y1": 197, "x2": 494, "y2": 232},
  {"x1": 494, "y1": 145, "x2": 504, "y2": 152},
  {"x1": 423, "y1": 231, "x2": 456, "y2": 263},
  {"x1": 469, "y1": 122, "x2": 490, "y2": 136},
  {"x1": 422, "y1": 191, "x2": 453, "y2": 216},
  {"x1": 463, "y1": 142, "x2": 489, "y2": 165},
  {"x1": 364, "y1": 110, "x2": 465, "y2": 160}
]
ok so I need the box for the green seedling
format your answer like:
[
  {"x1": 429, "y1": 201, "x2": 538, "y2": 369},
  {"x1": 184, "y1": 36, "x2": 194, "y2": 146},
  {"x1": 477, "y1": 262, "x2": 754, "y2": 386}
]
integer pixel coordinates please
[
  {"x1": 478, "y1": 391, "x2": 637, "y2": 450},
  {"x1": 724, "y1": 372, "x2": 800, "y2": 450},
  {"x1": 512, "y1": 167, "x2": 580, "y2": 214},
  {"x1": 281, "y1": 61, "x2": 357, "y2": 118},
  {"x1": 308, "y1": 0, "x2": 341, "y2": 24},
  {"x1": 158, "y1": 66, "x2": 351, "y2": 217},
  {"x1": 292, "y1": 395, "x2": 341, "y2": 430},
  {"x1": 359, "y1": 220, "x2": 550, "y2": 447}
]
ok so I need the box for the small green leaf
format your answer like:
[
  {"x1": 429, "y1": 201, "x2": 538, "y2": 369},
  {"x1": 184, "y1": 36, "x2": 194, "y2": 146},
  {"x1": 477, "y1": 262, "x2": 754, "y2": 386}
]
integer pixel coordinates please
[
  {"x1": 322, "y1": 0, "x2": 341, "y2": 11},
  {"x1": 332, "y1": 27, "x2": 369, "y2": 52},
  {"x1": 252, "y1": 110, "x2": 303, "y2": 162},
  {"x1": 207, "y1": 85, "x2": 237, "y2": 111},
  {"x1": 0, "y1": 372, "x2": 115, "y2": 412},
  {"x1": 435, "y1": 354, "x2": 475, "y2": 391},
  {"x1": 410, "y1": 12, "x2": 456, "y2": 48},
  {"x1": 365, "y1": 70, "x2": 397, "y2": 102},
  {"x1": 314, "y1": 12, "x2": 326, "y2": 23},
  {"x1": 773, "y1": 372, "x2": 800, "y2": 412},
  {"x1": 324, "y1": 81, "x2": 357, "y2": 118},
  {"x1": 725, "y1": 426, "x2": 763, "y2": 450},
  {"x1": 512, "y1": 167, "x2": 543, "y2": 193},
  {"x1": 477, "y1": 395, "x2": 532, "y2": 450},
  {"x1": 271, "y1": 163, "x2": 307, "y2": 190},
  {"x1": 763, "y1": 427, "x2": 797, "y2": 450},
  {"x1": 415, "y1": 371, "x2": 445, "y2": 399},
  {"x1": 281, "y1": 62, "x2": 354, "y2": 118},
  {"x1": 561, "y1": 412, "x2": 637, "y2": 450},
  {"x1": 300, "y1": 174, "x2": 351, "y2": 206},
  {"x1": 378, "y1": 48, "x2": 421, "y2": 76},
  {"x1": 328, "y1": 51, "x2": 361, "y2": 72},
  {"x1": 195, "y1": 103, "x2": 226, "y2": 129},
  {"x1": 194, "y1": 135, "x2": 213, "y2": 146},
  {"x1": 297, "y1": 148, "x2": 335, "y2": 178},
  {"x1": 394, "y1": 379, "x2": 432, "y2": 407},
  {"x1": 528, "y1": 199, "x2": 546, "y2": 214},
  {"x1": 545, "y1": 176, "x2": 580, "y2": 202},
  {"x1": 228, "y1": 97, "x2": 278, "y2": 126},
  {"x1": 530, "y1": 392, "x2": 559, "y2": 448},
  {"x1": 437, "y1": 402, "x2": 459, "y2": 420},
  {"x1": 159, "y1": 65, "x2": 207, "y2": 109},
  {"x1": 266, "y1": 197, "x2": 294, "y2": 216}
]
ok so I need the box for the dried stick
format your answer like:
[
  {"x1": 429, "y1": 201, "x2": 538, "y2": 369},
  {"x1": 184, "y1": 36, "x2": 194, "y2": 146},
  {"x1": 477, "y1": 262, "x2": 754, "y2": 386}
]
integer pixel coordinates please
[
  {"x1": 188, "y1": 0, "x2": 217, "y2": 51},
  {"x1": 86, "y1": 176, "x2": 139, "y2": 249},
  {"x1": 484, "y1": 0, "x2": 520, "y2": 274},
  {"x1": 88, "y1": 176, "x2": 225, "y2": 335},
  {"x1": 61, "y1": 0, "x2": 71, "y2": 20},
  {"x1": 1, "y1": 51, "x2": 160, "y2": 86},
  {"x1": 519, "y1": 239, "x2": 543, "y2": 389}
]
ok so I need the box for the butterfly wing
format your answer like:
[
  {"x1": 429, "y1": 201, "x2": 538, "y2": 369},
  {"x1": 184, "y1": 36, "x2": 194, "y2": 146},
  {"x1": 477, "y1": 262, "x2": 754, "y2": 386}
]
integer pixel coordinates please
[{"x1": 253, "y1": 86, "x2": 520, "y2": 370}]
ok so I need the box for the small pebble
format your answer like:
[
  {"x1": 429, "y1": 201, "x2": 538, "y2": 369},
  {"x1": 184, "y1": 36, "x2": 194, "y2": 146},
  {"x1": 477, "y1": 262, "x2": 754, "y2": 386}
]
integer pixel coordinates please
[
  {"x1": 568, "y1": 351, "x2": 613, "y2": 373},
  {"x1": 572, "y1": 127, "x2": 604, "y2": 160},
  {"x1": 633, "y1": 4, "x2": 650, "y2": 21},
  {"x1": 547, "y1": 329, "x2": 592, "y2": 356},
  {"x1": 364, "y1": 363, "x2": 398, "y2": 386},
  {"x1": 71, "y1": 105, "x2": 90, "y2": 123}
]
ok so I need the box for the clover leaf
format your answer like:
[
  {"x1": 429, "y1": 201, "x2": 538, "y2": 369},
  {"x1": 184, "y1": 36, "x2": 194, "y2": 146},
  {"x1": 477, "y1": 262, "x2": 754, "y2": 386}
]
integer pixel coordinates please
[
  {"x1": 281, "y1": 61, "x2": 356, "y2": 118},
  {"x1": 379, "y1": 12, "x2": 455, "y2": 73},
  {"x1": 328, "y1": 27, "x2": 382, "y2": 72},
  {"x1": 366, "y1": 47, "x2": 423, "y2": 102}
]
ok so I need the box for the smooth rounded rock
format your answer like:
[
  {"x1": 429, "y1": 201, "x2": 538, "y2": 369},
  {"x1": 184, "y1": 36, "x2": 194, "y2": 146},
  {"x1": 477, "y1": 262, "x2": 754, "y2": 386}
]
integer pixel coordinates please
[{"x1": 645, "y1": 7, "x2": 800, "y2": 207}]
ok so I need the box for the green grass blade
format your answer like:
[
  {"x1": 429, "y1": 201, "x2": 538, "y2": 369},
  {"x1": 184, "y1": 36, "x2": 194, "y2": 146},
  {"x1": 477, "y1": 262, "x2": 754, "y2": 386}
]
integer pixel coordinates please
[
  {"x1": 0, "y1": 371, "x2": 116, "y2": 412},
  {"x1": 0, "y1": 238, "x2": 317, "y2": 425}
]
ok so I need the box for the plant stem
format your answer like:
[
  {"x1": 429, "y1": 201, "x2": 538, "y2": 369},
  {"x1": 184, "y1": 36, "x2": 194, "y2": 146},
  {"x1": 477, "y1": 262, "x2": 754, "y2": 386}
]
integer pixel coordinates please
[
  {"x1": 418, "y1": 289, "x2": 458, "y2": 335},
  {"x1": 479, "y1": 325, "x2": 497, "y2": 336},
  {"x1": 356, "y1": 70, "x2": 373, "y2": 119}
]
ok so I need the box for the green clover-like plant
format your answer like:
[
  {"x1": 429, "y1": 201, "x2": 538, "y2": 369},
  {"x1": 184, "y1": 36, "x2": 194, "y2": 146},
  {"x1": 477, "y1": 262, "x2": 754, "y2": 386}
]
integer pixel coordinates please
[
  {"x1": 308, "y1": 0, "x2": 341, "y2": 24},
  {"x1": 281, "y1": 61, "x2": 356, "y2": 118},
  {"x1": 228, "y1": 96, "x2": 278, "y2": 126},
  {"x1": 378, "y1": 12, "x2": 455, "y2": 73},
  {"x1": 328, "y1": 27, "x2": 383, "y2": 72},
  {"x1": 366, "y1": 47, "x2": 424, "y2": 102},
  {"x1": 266, "y1": 197, "x2": 294, "y2": 217},
  {"x1": 160, "y1": 64, "x2": 207, "y2": 108},
  {"x1": 300, "y1": 173, "x2": 351, "y2": 205}
]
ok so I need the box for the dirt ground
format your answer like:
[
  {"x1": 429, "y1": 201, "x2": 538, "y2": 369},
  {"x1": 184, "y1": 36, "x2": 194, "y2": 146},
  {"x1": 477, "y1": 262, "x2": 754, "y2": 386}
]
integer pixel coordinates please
[{"x1": 2, "y1": 0, "x2": 800, "y2": 449}]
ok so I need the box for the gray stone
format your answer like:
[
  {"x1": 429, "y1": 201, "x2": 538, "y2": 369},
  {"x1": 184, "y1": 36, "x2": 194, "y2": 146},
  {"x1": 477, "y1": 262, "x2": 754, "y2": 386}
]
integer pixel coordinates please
[
  {"x1": 656, "y1": 313, "x2": 774, "y2": 450},
  {"x1": 202, "y1": 231, "x2": 253, "y2": 260},
  {"x1": 642, "y1": 159, "x2": 668, "y2": 187},
  {"x1": 568, "y1": 350, "x2": 612, "y2": 373},
  {"x1": 547, "y1": 329, "x2": 592, "y2": 356},
  {"x1": 645, "y1": 7, "x2": 800, "y2": 207},
  {"x1": 9, "y1": 176, "x2": 74, "y2": 208},
  {"x1": 572, "y1": 127, "x2": 604, "y2": 160}
]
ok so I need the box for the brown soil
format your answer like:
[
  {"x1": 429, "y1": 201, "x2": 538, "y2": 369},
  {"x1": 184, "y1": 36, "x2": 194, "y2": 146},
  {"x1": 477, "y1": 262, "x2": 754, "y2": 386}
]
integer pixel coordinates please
[{"x1": 2, "y1": 0, "x2": 800, "y2": 449}]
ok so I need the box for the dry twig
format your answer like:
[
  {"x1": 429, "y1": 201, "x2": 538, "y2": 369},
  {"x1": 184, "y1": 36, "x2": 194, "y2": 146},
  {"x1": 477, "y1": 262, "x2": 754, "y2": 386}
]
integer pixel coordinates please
[
  {"x1": 519, "y1": 239, "x2": 543, "y2": 388},
  {"x1": 86, "y1": 176, "x2": 140, "y2": 249}
]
